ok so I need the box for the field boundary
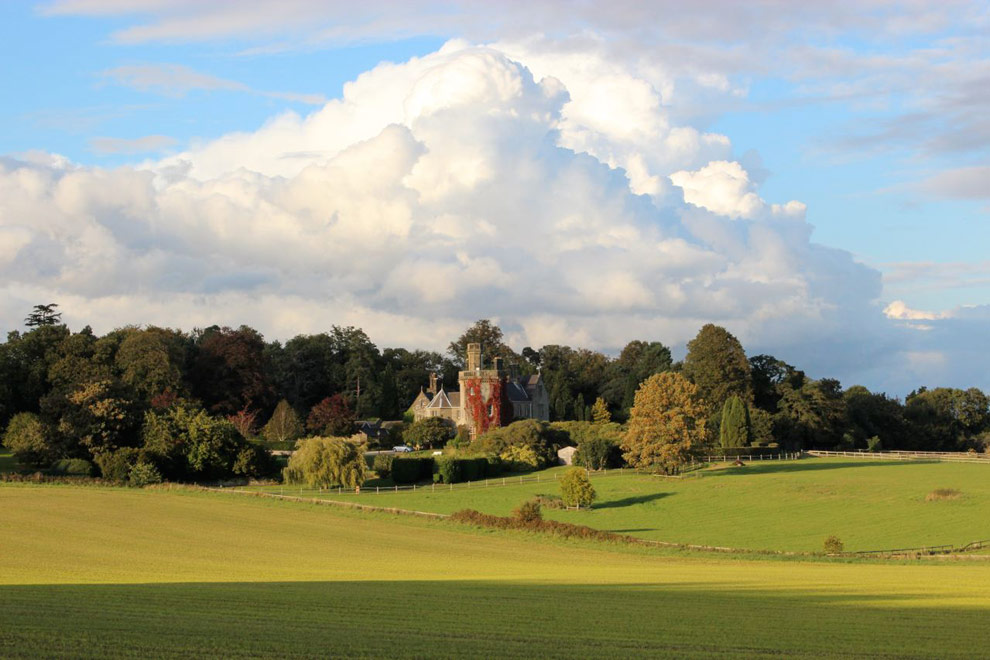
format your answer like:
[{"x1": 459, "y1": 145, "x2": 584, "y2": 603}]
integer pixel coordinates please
[
  {"x1": 172, "y1": 482, "x2": 989, "y2": 561},
  {"x1": 807, "y1": 449, "x2": 990, "y2": 464}
]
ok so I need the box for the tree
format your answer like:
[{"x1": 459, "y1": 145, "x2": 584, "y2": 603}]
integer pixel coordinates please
[
  {"x1": 262, "y1": 399, "x2": 303, "y2": 444},
  {"x1": 683, "y1": 324, "x2": 751, "y2": 418},
  {"x1": 227, "y1": 406, "x2": 259, "y2": 439},
  {"x1": 622, "y1": 372, "x2": 706, "y2": 474},
  {"x1": 24, "y1": 303, "x2": 62, "y2": 327},
  {"x1": 404, "y1": 417, "x2": 451, "y2": 449},
  {"x1": 190, "y1": 325, "x2": 273, "y2": 416},
  {"x1": 448, "y1": 320, "x2": 518, "y2": 368},
  {"x1": 591, "y1": 397, "x2": 611, "y2": 424},
  {"x1": 775, "y1": 378, "x2": 845, "y2": 449},
  {"x1": 283, "y1": 436, "x2": 368, "y2": 491},
  {"x1": 307, "y1": 394, "x2": 355, "y2": 437},
  {"x1": 560, "y1": 467, "x2": 596, "y2": 508},
  {"x1": 719, "y1": 396, "x2": 750, "y2": 448},
  {"x1": 115, "y1": 327, "x2": 188, "y2": 402},
  {"x1": 2, "y1": 412, "x2": 52, "y2": 467},
  {"x1": 601, "y1": 340, "x2": 672, "y2": 419}
]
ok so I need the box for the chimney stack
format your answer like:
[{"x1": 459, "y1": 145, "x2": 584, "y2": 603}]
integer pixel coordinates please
[
  {"x1": 467, "y1": 343, "x2": 482, "y2": 371},
  {"x1": 428, "y1": 372, "x2": 437, "y2": 394}
]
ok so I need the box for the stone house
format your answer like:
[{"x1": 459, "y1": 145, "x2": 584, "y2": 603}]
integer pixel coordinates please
[{"x1": 412, "y1": 343, "x2": 549, "y2": 435}]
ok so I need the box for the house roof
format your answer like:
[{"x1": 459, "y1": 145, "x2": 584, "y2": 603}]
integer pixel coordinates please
[
  {"x1": 506, "y1": 381, "x2": 530, "y2": 402},
  {"x1": 427, "y1": 388, "x2": 456, "y2": 409}
]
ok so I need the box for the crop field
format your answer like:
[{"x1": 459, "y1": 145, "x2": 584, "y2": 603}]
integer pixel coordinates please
[
  {"x1": 2, "y1": 484, "x2": 990, "y2": 658},
  {"x1": 251, "y1": 457, "x2": 990, "y2": 552}
]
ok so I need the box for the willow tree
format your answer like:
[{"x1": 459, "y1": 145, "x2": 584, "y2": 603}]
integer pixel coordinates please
[
  {"x1": 283, "y1": 436, "x2": 368, "y2": 491},
  {"x1": 622, "y1": 372, "x2": 706, "y2": 475}
]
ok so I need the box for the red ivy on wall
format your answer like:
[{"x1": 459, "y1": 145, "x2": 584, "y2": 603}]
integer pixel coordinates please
[{"x1": 463, "y1": 377, "x2": 506, "y2": 436}]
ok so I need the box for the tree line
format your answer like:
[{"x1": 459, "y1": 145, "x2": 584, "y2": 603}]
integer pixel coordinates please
[{"x1": 2, "y1": 305, "x2": 989, "y2": 483}]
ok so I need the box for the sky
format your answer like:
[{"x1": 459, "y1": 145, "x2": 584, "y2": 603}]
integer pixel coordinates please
[{"x1": 1, "y1": 1, "x2": 988, "y2": 395}]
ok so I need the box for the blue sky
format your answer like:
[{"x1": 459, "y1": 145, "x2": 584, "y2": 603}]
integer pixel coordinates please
[{"x1": 1, "y1": 1, "x2": 988, "y2": 393}]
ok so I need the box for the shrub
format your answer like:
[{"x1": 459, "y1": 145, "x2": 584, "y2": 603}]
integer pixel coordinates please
[
  {"x1": 471, "y1": 419, "x2": 558, "y2": 468},
  {"x1": 391, "y1": 456, "x2": 434, "y2": 484},
  {"x1": 823, "y1": 535, "x2": 844, "y2": 554},
  {"x1": 461, "y1": 457, "x2": 487, "y2": 481},
  {"x1": 128, "y1": 462, "x2": 162, "y2": 487},
  {"x1": 499, "y1": 444, "x2": 541, "y2": 471},
  {"x1": 435, "y1": 455, "x2": 462, "y2": 484},
  {"x1": 94, "y1": 448, "x2": 141, "y2": 483},
  {"x1": 50, "y1": 458, "x2": 94, "y2": 477},
  {"x1": 560, "y1": 467, "x2": 597, "y2": 509},
  {"x1": 866, "y1": 435, "x2": 883, "y2": 452},
  {"x1": 926, "y1": 488, "x2": 961, "y2": 501},
  {"x1": 372, "y1": 453, "x2": 394, "y2": 478},
  {"x1": 513, "y1": 499, "x2": 542, "y2": 523},
  {"x1": 232, "y1": 444, "x2": 275, "y2": 478}
]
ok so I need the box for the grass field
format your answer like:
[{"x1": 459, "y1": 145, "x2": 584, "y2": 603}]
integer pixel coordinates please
[
  {"x1": 2, "y1": 484, "x2": 990, "y2": 657},
  {"x1": 0, "y1": 447, "x2": 21, "y2": 473},
  {"x1": 250, "y1": 457, "x2": 990, "y2": 552}
]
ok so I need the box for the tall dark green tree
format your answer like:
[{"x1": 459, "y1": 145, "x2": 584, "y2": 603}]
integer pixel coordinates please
[
  {"x1": 602, "y1": 340, "x2": 672, "y2": 419},
  {"x1": 718, "y1": 395, "x2": 750, "y2": 448},
  {"x1": 683, "y1": 324, "x2": 752, "y2": 417}
]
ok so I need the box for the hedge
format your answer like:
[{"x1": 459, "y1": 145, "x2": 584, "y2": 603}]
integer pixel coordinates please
[
  {"x1": 433, "y1": 456, "x2": 493, "y2": 484},
  {"x1": 391, "y1": 457, "x2": 434, "y2": 484}
]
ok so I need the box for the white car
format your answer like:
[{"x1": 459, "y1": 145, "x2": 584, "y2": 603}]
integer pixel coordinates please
[{"x1": 392, "y1": 445, "x2": 413, "y2": 453}]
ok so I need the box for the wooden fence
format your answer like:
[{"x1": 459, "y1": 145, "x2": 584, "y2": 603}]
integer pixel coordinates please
[{"x1": 807, "y1": 449, "x2": 990, "y2": 464}]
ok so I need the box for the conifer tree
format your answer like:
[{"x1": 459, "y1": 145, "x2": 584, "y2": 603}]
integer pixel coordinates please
[
  {"x1": 718, "y1": 396, "x2": 750, "y2": 448},
  {"x1": 591, "y1": 397, "x2": 612, "y2": 424}
]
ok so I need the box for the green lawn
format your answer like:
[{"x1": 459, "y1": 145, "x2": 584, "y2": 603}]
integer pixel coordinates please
[
  {"x1": 251, "y1": 457, "x2": 990, "y2": 552},
  {"x1": 0, "y1": 448, "x2": 21, "y2": 473},
  {"x1": 1, "y1": 484, "x2": 989, "y2": 657}
]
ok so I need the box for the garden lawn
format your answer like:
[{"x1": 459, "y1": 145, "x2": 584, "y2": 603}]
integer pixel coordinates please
[
  {"x1": 252, "y1": 457, "x2": 990, "y2": 552},
  {"x1": 1, "y1": 484, "x2": 989, "y2": 658}
]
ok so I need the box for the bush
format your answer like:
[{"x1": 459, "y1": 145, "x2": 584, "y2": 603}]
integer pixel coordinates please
[
  {"x1": 513, "y1": 499, "x2": 542, "y2": 523},
  {"x1": 470, "y1": 419, "x2": 559, "y2": 469},
  {"x1": 435, "y1": 455, "x2": 461, "y2": 484},
  {"x1": 866, "y1": 435, "x2": 882, "y2": 452},
  {"x1": 373, "y1": 453, "x2": 394, "y2": 478},
  {"x1": 128, "y1": 462, "x2": 162, "y2": 487},
  {"x1": 560, "y1": 467, "x2": 597, "y2": 509},
  {"x1": 391, "y1": 456, "x2": 434, "y2": 484},
  {"x1": 823, "y1": 535, "x2": 844, "y2": 554},
  {"x1": 50, "y1": 458, "x2": 94, "y2": 477},
  {"x1": 94, "y1": 448, "x2": 141, "y2": 483},
  {"x1": 926, "y1": 488, "x2": 961, "y2": 501},
  {"x1": 499, "y1": 444, "x2": 541, "y2": 471},
  {"x1": 433, "y1": 456, "x2": 490, "y2": 484}
]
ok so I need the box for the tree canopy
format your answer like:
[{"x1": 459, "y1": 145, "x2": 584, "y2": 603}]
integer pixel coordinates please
[{"x1": 622, "y1": 372, "x2": 707, "y2": 474}]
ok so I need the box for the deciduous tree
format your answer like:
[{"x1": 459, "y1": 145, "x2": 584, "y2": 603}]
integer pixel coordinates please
[
  {"x1": 262, "y1": 399, "x2": 303, "y2": 444},
  {"x1": 283, "y1": 436, "x2": 368, "y2": 491},
  {"x1": 622, "y1": 372, "x2": 706, "y2": 474},
  {"x1": 560, "y1": 467, "x2": 596, "y2": 508}
]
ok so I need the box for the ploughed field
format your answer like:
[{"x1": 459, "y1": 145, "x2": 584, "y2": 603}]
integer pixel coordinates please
[
  {"x1": 2, "y1": 484, "x2": 989, "y2": 658},
  {"x1": 252, "y1": 457, "x2": 990, "y2": 553}
]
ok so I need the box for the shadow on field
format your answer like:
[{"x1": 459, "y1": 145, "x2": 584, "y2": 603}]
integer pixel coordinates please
[
  {"x1": 595, "y1": 492, "x2": 671, "y2": 509},
  {"x1": 0, "y1": 579, "x2": 984, "y2": 658},
  {"x1": 711, "y1": 458, "x2": 915, "y2": 477}
]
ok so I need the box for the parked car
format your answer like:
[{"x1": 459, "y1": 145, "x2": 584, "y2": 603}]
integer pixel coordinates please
[{"x1": 392, "y1": 445, "x2": 413, "y2": 453}]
